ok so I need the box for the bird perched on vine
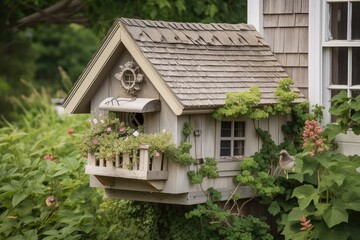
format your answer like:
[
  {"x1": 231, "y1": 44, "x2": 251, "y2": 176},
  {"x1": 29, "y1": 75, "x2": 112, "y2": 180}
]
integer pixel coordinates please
[
  {"x1": 279, "y1": 150, "x2": 295, "y2": 179},
  {"x1": 45, "y1": 196, "x2": 58, "y2": 209}
]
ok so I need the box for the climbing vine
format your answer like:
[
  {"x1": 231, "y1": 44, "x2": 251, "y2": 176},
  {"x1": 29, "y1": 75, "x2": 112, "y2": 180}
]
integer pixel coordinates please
[{"x1": 213, "y1": 78, "x2": 299, "y2": 121}]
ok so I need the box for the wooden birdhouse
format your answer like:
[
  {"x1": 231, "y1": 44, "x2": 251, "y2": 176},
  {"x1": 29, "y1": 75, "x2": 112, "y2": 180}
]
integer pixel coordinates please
[{"x1": 63, "y1": 18, "x2": 304, "y2": 205}]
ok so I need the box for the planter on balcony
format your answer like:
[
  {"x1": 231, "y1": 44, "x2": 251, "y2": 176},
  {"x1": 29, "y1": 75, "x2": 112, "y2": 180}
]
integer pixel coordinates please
[{"x1": 85, "y1": 144, "x2": 168, "y2": 190}]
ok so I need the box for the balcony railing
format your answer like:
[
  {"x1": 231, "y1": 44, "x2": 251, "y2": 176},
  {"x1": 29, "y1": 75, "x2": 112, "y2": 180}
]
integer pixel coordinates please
[{"x1": 85, "y1": 145, "x2": 168, "y2": 181}]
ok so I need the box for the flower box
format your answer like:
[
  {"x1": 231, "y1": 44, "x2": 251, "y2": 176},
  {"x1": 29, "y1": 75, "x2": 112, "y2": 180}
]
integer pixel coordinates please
[{"x1": 85, "y1": 144, "x2": 168, "y2": 181}]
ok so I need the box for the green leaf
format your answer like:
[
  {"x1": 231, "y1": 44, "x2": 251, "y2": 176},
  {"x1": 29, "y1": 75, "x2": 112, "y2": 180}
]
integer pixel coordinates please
[
  {"x1": 323, "y1": 205, "x2": 348, "y2": 228},
  {"x1": 352, "y1": 124, "x2": 360, "y2": 135},
  {"x1": 317, "y1": 221, "x2": 349, "y2": 240},
  {"x1": 292, "y1": 184, "x2": 319, "y2": 209},
  {"x1": 268, "y1": 201, "x2": 280, "y2": 216},
  {"x1": 12, "y1": 192, "x2": 28, "y2": 207},
  {"x1": 42, "y1": 230, "x2": 60, "y2": 236},
  {"x1": 287, "y1": 207, "x2": 308, "y2": 222}
]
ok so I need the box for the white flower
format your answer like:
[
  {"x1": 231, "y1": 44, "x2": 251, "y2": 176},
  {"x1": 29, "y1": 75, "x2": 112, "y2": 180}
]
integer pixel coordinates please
[
  {"x1": 133, "y1": 131, "x2": 139, "y2": 137},
  {"x1": 92, "y1": 118, "x2": 98, "y2": 124},
  {"x1": 100, "y1": 119, "x2": 105, "y2": 124}
]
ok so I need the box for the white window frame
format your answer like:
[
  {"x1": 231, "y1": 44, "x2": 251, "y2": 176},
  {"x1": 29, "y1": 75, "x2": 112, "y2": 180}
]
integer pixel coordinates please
[
  {"x1": 309, "y1": 0, "x2": 360, "y2": 124},
  {"x1": 217, "y1": 120, "x2": 246, "y2": 160}
]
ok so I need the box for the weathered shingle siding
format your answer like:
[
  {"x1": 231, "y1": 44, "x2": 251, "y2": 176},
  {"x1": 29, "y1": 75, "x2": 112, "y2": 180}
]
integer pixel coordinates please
[
  {"x1": 120, "y1": 18, "x2": 303, "y2": 109},
  {"x1": 263, "y1": 0, "x2": 309, "y2": 97}
]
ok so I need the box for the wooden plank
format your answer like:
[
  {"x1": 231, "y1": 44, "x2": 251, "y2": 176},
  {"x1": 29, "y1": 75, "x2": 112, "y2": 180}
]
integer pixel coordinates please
[
  {"x1": 273, "y1": 28, "x2": 285, "y2": 53},
  {"x1": 85, "y1": 165, "x2": 168, "y2": 180},
  {"x1": 283, "y1": 28, "x2": 299, "y2": 53},
  {"x1": 301, "y1": 0, "x2": 309, "y2": 13},
  {"x1": 298, "y1": 28, "x2": 308, "y2": 53},
  {"x1": 295, "y1": 14, "x2": 308, "y2": 27},
  {"x1": 279, "y1": 14, "x2": 296, "y2": 27},
  {"x1": 286, "y1": 53, "x2": 300, "y2": 66},
  {"x1": 294, "y1": 0, "x2": 302, "y2": 13},
  {"x1": 263, "y1": 28, "x2": 275, "y2": 51},
  {"x1": 299, "y1": 53, "x2": 308, "y2": 67},
  {"x1": 263, "y1": 15, "x2": 279, "y2": 27},
  {"x1": 201, "y1": 115, "x2": 216, "y2": 158},
  {"x1": 285, "y1": 0, "x2": 294, "y2": 13},
  {"x1": 217, "y1": 160, "x2": 241, "y2": 172},
  {"x1": 105, "y1": 189, "x2": 192, "y2": 204}
]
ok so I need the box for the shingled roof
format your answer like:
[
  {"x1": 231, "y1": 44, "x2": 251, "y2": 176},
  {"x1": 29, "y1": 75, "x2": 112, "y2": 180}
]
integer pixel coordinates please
[
  {"x1": 64, "y1": 18, "x2": 304, "y2": 115},
  {"x1": 119, "y1": 18, "x2": 302, "y2": 108}
]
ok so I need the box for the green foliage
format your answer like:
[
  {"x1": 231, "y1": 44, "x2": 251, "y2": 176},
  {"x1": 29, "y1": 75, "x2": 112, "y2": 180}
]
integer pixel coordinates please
[
  {"x1": 268, "y1": 96, "x2": 360, "y2": 239},
  {"x1": 0, "y1": 87, "x2": 117, "y2": 239},
  {"x1": 273, "y1": 78, "x2": 299, "y2": 114},
  {"x1": 213, "y1": 79, "x2": 300, "y2": 121},
  {"x1": 31, "y1": 24, "x2": 100, "y2": 96},
  {"x1": 188, "y1": 157, "x2": 219, "y2": 184},
  {"x1": 213, "y1": 86, "x2": 268, "y2": 120},
  {"x1": 236, "y1": 158, "x2": 282, "y2": 200},
  {"x1": 81, "y1": 113, "x2": 176, "y2": 162},
  {"x1": 185, "y1": 200, "x2": 273, "y2": 240},
  {"x1": 324, "y1": 90, "x2": 360, "y2": 140}
]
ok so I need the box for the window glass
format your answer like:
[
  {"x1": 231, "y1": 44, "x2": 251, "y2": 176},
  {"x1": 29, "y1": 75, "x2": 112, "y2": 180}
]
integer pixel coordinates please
[
  {"x1": 329, "y1": 2, "x2": 347, "y2": 40},
  {"x1": 352, "y1": 2, "x2": 360, "y2": 39},
  {"x1": 233, "y1": 140, "x2": 245, "y2": 156},
  {"x1": 352, "y1": 47, "x2": 360, "y2": 85},
  {"x1": 221, "y1": 121, "x2": 231, "y2": 137},
  {"x1": 220, "y1": 140, "x2": 231, "y2": 156},
  {"x1": 234, "y1": 121, "x2": 245, "y2": 137},
  {"x1": 331, "y1": 47, "x2": 348, "y2": 85}
]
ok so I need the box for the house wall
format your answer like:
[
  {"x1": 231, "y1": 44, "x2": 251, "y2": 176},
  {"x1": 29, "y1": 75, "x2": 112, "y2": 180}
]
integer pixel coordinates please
[{"x1": 261, "y1": 0, "x2": 309, "y2": 98}]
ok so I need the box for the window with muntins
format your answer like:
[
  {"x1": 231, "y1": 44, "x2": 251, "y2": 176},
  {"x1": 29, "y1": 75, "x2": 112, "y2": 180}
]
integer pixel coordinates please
[
  {"x1": 220, "y1": 121, "x2": 245, "y2": 158},
  {"x1": 324, "y1": 0, "x2": 360, "y2": 121}
]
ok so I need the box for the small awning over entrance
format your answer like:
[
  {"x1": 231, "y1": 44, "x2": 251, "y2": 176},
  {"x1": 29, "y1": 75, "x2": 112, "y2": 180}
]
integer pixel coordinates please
[{"x1": 99, "y1": 97, "x2": 161, "y2": 113}]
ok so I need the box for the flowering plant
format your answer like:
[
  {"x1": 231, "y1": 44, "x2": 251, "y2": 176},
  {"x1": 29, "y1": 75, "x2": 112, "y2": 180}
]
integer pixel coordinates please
[{"x1": 80, "y1": 114, "x2": 176, "y2": 160}]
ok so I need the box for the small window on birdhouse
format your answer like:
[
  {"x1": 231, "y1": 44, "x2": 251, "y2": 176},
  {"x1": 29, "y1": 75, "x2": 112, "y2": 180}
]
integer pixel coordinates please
[{"x1": 219, "y1": 121, "x2": 245, "y2": 158}]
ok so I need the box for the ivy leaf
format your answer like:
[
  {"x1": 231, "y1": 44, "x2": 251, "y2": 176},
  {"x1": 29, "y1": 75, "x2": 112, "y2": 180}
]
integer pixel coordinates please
[
  {"x1": 12, "y1": 192, "x2": 28, "y2": 207},
  {"x1": 292, "y1": 184, "x2": 319, "y2": 209}
]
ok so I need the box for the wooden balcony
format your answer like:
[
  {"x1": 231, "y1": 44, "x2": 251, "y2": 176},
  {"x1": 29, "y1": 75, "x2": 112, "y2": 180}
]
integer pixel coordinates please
[{"x1": 85, "y1": 145, "x2": 168, "y2": 190}]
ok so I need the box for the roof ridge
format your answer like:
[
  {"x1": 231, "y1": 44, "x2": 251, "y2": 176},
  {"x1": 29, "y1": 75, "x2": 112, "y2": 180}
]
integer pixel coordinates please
[{"x1": 119, "y1": 17, "x2": 252, "y2": 32}]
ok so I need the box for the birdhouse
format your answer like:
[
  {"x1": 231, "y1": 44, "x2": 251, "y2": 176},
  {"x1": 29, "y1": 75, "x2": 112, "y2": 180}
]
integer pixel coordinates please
[{"x1": 63, "y1": 18, "x2": 304, "y2": 205}]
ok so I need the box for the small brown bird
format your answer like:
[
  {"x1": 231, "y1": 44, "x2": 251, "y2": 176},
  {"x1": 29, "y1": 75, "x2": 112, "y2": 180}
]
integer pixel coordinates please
[
  {"x1": 279, "y1": 150, "x2": 295, "y2": 179},
  {"x1": 45, "y1": 196, "x2": 58, "y2": 209}
]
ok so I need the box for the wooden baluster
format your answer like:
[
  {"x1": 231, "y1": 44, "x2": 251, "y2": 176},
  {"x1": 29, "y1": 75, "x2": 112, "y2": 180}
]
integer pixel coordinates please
[
  {"x1": 99, "y1": 158, "x2": 104, "y2": 167},
  {"x1": 152, "y1": 153, "x2": 162, "y2": 171},
  {"x1": 88, "y1": 153, "x2": 96, "y2": 166},
  {"x1": 123, "y1": 153, "x2": 130, "y2": 169},
  {"x1": 115, "y1": 154, "x2": 120, "y2": 168},
  {"x1": 139, "y1": 145, "x2": 150, "y2": 172}
]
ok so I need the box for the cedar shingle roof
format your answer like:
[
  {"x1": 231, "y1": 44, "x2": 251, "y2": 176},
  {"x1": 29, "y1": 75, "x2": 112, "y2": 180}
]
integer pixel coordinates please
[{"x1": 119, "y1": 18, "x2": 303, "y2": 109}]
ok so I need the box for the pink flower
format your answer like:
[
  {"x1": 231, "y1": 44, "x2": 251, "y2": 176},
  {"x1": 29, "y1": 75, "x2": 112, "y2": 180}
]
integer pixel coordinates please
[
  {"x1": 155, "y1": 151, "x2": 160, "y2": 157},
  {"x1": 92, "y1": 138, "x2": 99, "y2": 145},
  {"x1": 44, "y1": 154, "x2": 55, "y2": 161},
  {"x1": 67, "y1": 128, "x2": 75, "y2": 134},
  {"x1": 300, "y1": 216, "x2": 313, "y2": 230},
  {"x1": 106, "y1": 127, "x2": 112, "y2": 132},
  {"x1": 119, "y1": 127, "x2": 126, "y2": 133}
]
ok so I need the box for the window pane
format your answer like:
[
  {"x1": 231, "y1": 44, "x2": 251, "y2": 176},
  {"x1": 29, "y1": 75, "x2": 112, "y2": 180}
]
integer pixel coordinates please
[
  {"x1": 233, "y1": 140, "x2": 245, "y2": 156},
  {"x1": 220, "y1": 140, "x2": 231, "y2": 156},
  {"x1": 234, "y1": 121, "x2": 245, "y2": 137},
  {"x1": 352, "y1": 2, "x2": 360, "y2": 39},
  {"x1": 331, "y1": 47, "x2": 348, "y2": 85},
  {"x1": 353, "y1": 48, "x2": 360, "y2": 85},
  {"x1": 221, "y1": 121, "x2": 231, "y2": 137},
  {"x1": 329, "y1": 2, "x2": 347, "y2": 40}
]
